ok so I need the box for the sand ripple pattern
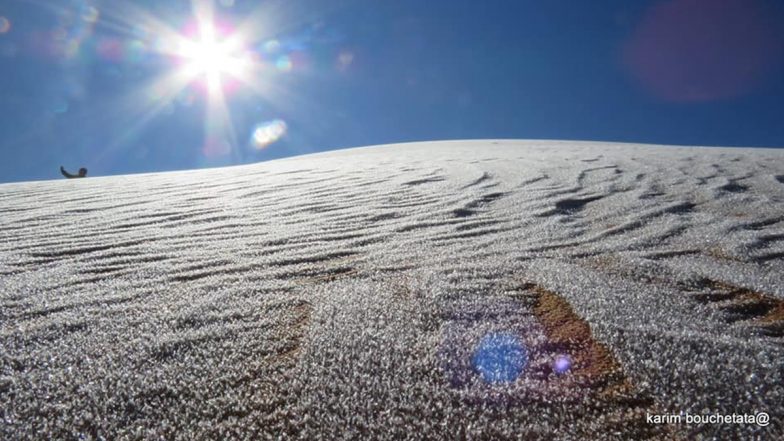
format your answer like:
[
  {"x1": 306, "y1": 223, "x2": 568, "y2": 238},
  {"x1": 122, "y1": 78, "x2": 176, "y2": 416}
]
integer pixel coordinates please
[{"x1": 1, "y1": 141, "x2": 783, "y2": 440}]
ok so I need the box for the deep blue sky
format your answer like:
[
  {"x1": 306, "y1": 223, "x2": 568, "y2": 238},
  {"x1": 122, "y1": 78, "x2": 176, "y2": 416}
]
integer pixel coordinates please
[{"x1": 1, "y1": 0, "x2": 783, "y2": 183}]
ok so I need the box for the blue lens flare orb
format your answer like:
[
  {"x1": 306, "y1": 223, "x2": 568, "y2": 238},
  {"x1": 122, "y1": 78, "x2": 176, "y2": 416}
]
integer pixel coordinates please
[{"x1": 472, "y1": 332, "x2": 528, "y2": 384}]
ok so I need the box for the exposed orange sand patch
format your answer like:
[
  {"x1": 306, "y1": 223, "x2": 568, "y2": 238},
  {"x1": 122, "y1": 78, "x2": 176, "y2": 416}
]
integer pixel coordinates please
[{"x1": 532, "y1": 286, "x2": 624, "y2": 389}]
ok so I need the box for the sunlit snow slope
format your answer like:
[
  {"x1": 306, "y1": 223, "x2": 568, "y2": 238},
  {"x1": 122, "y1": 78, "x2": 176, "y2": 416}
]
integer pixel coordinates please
[{"x1": 1, "y1": 140, "x2": 783, "y2": 440}]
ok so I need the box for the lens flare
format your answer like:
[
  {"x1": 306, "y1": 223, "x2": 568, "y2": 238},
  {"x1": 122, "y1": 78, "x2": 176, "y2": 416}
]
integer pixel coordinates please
[
  {"x1": 623, "y1": 0, "x2": 784, "y2": 102},
  {"x1": 75, "y1": 0, "x2": 311, "y2": 171},
  {"x1": 251, "y1": 119, "x2": 287, "y2": 149},
  {"x1": 337, "y1": 50, "x2": 354, "y2": 71},
  {"x1": 554, "y1": 355, "x2": 571, "y2": 374},
  {"x1": 472, "y1": 332, "x2": 528, "y2": 384},
  {"x1": 51, "y1": 98, "x2": 69, "y2": 114},
  {"x1": 125, "y1": 40, "x2": 147, "y2": 63},
  {"x1": 263, "y1": 39, "x2": 280, "y2": 54},
  {"x1": 81, "y1": 7, "x2": 99, "y2": 24},
  {"x1": 0, "y1": 17, "x2": 10, "y2": 34},
  {"x1": 97, "y1": 38, "x2": 123, "y2": 62},
  {"x1": 275, "y1": 55, "x2": 292, "y2": 72}
]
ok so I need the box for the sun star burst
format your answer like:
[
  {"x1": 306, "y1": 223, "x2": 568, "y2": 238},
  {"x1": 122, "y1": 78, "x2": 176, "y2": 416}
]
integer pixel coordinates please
[{"x1": 176, "y1": 21, "x2": 251, "y2": 94}]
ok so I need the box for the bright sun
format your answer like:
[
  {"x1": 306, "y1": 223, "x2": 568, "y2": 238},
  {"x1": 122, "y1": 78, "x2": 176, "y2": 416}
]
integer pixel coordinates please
[
  {"x1": 176, "y1": 22, "x2": 251, "y2": 93},
  {"x1": 113, "y1": 1, "x2": 286, "y2": 159}
]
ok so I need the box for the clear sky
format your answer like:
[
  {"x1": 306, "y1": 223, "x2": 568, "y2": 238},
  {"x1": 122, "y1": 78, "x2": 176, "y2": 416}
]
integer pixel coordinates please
[{"x1": 1, "y1": 0, "x2": 783, "y2": 183}]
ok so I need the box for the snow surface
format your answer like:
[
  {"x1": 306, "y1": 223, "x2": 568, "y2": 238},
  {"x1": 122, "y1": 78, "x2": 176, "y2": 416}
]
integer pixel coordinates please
[{"x1": 1, "y1": 140, "x2": 783, "y2": 440}]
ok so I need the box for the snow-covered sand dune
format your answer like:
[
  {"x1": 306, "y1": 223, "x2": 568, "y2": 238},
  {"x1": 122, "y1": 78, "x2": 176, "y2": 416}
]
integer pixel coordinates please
[{"x1": 1, "y1": 140, "x2": 783, "y2": 440}]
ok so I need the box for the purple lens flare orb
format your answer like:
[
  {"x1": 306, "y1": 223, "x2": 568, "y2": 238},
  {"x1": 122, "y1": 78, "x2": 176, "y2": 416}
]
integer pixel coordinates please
[
  {"x1": 554, "y1": 355, "x2": 572, "y2": 375},
  {"x1": 472, "y1": 332, "x2": 528, "y2": 384}
]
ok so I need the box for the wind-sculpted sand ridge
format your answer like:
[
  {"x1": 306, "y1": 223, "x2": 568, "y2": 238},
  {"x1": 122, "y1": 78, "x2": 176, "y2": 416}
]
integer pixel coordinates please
[{"x1": 1, "y1": 140, "x2": 783, "y2": 440}]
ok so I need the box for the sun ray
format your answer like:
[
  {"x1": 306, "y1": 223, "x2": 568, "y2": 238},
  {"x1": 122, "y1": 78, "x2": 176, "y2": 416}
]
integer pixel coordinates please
[
  {"x1": 203, "y1": 83, "x2": 240, "y2": 162},
  {"x1": 95, "y1": 68, "x2": 198, "y2": 166},
  {"x1": 72, "y1": 0, "x2": 253, "y2": 166},
  {"x1": 47, "y1": 0, "x2": 318, "y2": 168},
  {"x1": 93, "y1": 1, "x2": 193, "y2": 55}
]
